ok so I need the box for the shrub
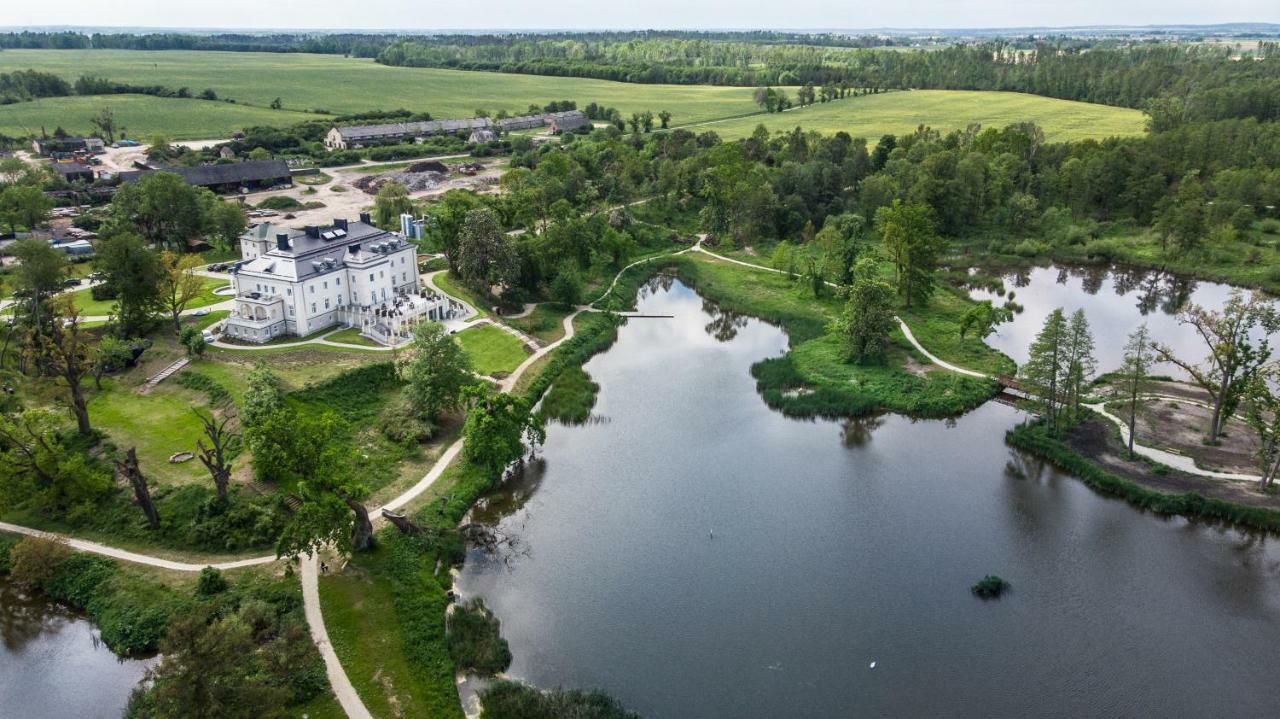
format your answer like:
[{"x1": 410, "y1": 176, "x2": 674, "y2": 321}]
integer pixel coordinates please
[
  {"x1": 176, "y1": 371, "x2": 232, "y2": 406},
  {"x1": 446, "y1": 597, "x2": 512, "y2": 675},
  {"x1": 1012, "y1": 239, "x2": 1050, "y2": 257},
  {"x1": 971, "y1": 574, "x2": 1009, "y2": 598},
  {"x1": 256, "y1": 195, "x2": 303, "y2": 211},
  {"x1": 196, "y1": 567, "x2": 229, "y2": 596},
  {"x1": 90, "y1": 283, "x2": 118, "y2": 302},
  {"x1": 1259, "y1": 218, "x2": 1280, "y2": 235},
  {"x1": 479, "y1": 681, "x2": 640, "y2": 719},
  {"x1": 178, "y1": 326, "x2": 207, "y2": 357},
  {"x1": 7, "y1": 536, "x2": 70, "y2": 588},
  {"x1": 379, "y1": 395, "x2": 438, "y2": 446}
]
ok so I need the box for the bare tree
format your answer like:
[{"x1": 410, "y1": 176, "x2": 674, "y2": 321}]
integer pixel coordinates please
[
  {"x1": 115, "y1": 447, "x2": 160, "y2": 529},
  {"x1": 194, "y1": 407, "x2": 238, "y2": 503}
]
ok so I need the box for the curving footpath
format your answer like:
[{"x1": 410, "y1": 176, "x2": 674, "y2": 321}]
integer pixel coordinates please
[{"x1": 1084, "y1": 400, "x2": 1261, "y2": 482}]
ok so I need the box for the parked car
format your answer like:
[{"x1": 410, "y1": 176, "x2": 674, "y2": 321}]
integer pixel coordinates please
[
  {"x1": 201, "y1": 329, "x2": 217, "y2": 344},
  {"x1": 192, "y1": 308, "x2": 210, "y2": 317},
  {"x1": 62, "y1": 278, "x2": 82, "y2": 287}
]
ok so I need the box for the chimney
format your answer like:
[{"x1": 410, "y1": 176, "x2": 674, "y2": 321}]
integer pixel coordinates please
[
  {"x1": 348, "y1": 244, "x2": 361, "y2": 255},
  {"x1": 358, "y1": 212, "x2": 372, "y2": 225},
  {"x1": 334, "y1": 218, "x2": 348, "y2": 230},
  {"x1": 304, "y1": 225, "x2": 319, "y2": 239},
  {"x1": 276, "y1": 233, "x2": 290, "y2": 251}
]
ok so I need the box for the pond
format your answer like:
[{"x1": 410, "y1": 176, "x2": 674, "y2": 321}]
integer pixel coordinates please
[
  {"x1": 0, "y1": 577, "x2": 154, "y2": 719},
  {"x1": 966, "y1": 263, "x2": 1277, "y2": 377},
  {"x1": 457, "y1": 275, "x2": 1280, "y2": 718}
]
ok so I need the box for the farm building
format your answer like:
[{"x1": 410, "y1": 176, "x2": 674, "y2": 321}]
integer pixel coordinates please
[
  {"x1": 51, "y1": 162, "x2": 96, "y2": 184},
  {"x1": 468, "y1": 129, "x2": 497, "y2": 144},
  {"x1": 32, "y1": 136, "x2": 104, "y2": 157},
  {"x1": 118, "y1": 159, "x2": 292, "y2": 194},
  {"x1": 325, "y1": 118, "x2": 491, "y2": 150},
  {"x1": 324, "y1": 111, "x2": 589, "y2": 149},
  {"x1": 549, "y1": 112, "x2": 591, "y2": 134}
]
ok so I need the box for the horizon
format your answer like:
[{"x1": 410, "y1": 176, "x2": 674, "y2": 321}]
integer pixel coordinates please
[{"x1": 1, "y1": 1, "x2": 1279, "y2": 35}]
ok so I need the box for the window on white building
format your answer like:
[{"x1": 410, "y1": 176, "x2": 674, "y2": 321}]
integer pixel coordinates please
[
  {"x1": 336, "y1": 277, "x2": 341, "y2": 286},
  {"x1": 309, "y1": 285, "x2": 315, "y2": 294},
  {"x1": 369, "y1": 273, "x2": 374, "y2": 282},
  {"x1": 311, "y1": 303, "x2": 316, "y2": 313},
  {"x1": 287, "y1": 288, "x2": 292, "y2": 296},
  {"x1": 323, "y1": 281, "x2": 328, "y2": 289},
  {"x1": 324, "y1": 299, "x2": 330, "y2": 310}
]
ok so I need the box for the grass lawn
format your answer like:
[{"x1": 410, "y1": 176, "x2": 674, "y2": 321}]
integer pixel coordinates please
[
  {"x1": 326, "y1": 327, "x2": 383, "y2": 347},
  {"x1": 502, "y1": 304, "x2": 573, "y2": 344},
  {"x1": 0, "y1": 93, "x2": 315, "y2": 140},
  {"x1": 455, "y1": 324, "x2": 530, "y2": 377},
  {"x1": 689, "y1": 90, "x2": 1147, "y2": 143},
  {"x1": 0, "y1": 49, "x2": 770, "y2": 133},
  {"x1": 70, "y1": 276, "x2": 226, "y2": 317},
  {"x1": 86, "y1": 376, "x2": 217, "y2": 487}
]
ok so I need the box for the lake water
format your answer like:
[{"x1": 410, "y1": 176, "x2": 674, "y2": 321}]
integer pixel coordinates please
[
  {"x1": 0, "y1": 577, "x2": 153, "y2": 719},
  {"x1": 457, "y1": 275, "x2": 1280, "y2": 718},
  {"x1": 967, "y1": 264, "x2": 1277, "y2": 377}
]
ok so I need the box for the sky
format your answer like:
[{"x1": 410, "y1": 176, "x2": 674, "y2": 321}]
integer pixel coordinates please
[{"x1": 0, "y1": 1, "x2": 1278, "y2": 32}]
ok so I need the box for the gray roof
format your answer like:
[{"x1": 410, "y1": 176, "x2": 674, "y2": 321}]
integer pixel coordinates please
[
  {"x1": 335, "y1": 111, "x2": 589, "y2": 140},
  {"x1": 120, "y1": 159, "x2": 291, "y2": 188},
  {"x1": 237, "y1": 220, "x2": 411, "y2": 282}
]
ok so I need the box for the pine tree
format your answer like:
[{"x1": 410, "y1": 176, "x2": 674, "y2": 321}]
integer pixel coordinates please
[
  {"x1": 1020, "y1": 308, "x2": 1069, "y2": 434},
  {"x1": 1120, "y1": 324, "x2": 1153, "y2": 458},
  {"x1": 1063, "y1": 309, "x2": 1097, "y2": 422}
]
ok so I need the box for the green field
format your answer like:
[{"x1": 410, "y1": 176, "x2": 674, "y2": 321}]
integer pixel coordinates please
[
  {"x1": 687, "y1": 90, "x2": 1147, "y2": 142},
  {"x1": 0, "y1": 93, "x2": 315, "y2": 140},
  {"x1": 0, "y1": 49, "x2": 765, "y2": 130},
  {"x1": 0, "y1": 51, "x2": 1147, "y2": 143}
]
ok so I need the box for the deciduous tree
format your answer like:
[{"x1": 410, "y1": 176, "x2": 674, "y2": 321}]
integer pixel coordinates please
[
  {"x1": 157, "y1": 249, "x2": 205, "y2": 332},
  {"x1": 403, "y1": 321, "x2": 471, "y2": 421},
  {"x1": 1156, "y1": 291, "x2": 1279, "y2": 442},
  {"x1": 838, "y1": 257, "x2": 895, "y2": 364},
  {"x1": 875, "y1": 200, "x2": 942, "y2": 307}
]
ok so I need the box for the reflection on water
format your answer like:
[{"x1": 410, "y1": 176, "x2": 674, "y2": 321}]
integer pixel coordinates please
[
  {"x1": 458, "y1": 278, "x2": 1280, "y2": 718},
  {"x1": 0, "y1": 578, "x2": 154, "y2": 719},
  {"x1": 970, "y1": 263, "x2": 1276, "y2": 375}
]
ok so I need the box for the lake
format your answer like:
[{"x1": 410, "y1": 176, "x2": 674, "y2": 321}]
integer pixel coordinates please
[
  {"x1": 457, "y1": 274, "x2": 1280, "y2": 718},
  {"x1": 967, "y1": 263, "x2": 1277, "y2": 376},
  {"x1": 0, "y1": 577, "x2": 153, "y2": 719}
]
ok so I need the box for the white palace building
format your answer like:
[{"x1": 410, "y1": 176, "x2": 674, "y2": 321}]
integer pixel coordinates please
[{"x1": 222, "y1": 213, "x2": 456, "y2": 344}]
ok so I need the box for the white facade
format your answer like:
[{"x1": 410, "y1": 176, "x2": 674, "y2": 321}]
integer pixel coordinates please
[{"x1": 222, "y1": 216, "x2": 453, "y2": 344}]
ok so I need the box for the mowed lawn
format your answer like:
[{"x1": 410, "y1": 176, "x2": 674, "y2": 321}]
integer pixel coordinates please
[
  {"x1": 70, "y1": 276, "x2": 227, "y2": 316},
  {"x1": 455, "y1": 323, "x2": 529, "y2": 377},
  {"x1": 0, "y1": 94, "x2": 315, "y2": 140},
  {"x1": 688, "y1": 89, "x2": 1147, "y2": 142},
  {"x1": 0, "y1": 49, "x2": 767, "y2": 128}
]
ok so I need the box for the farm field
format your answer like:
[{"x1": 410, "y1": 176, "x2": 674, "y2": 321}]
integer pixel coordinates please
[
  {"x1": 0, "y1": 49, "x2": 766, "y2": 128},
  {"x1": 688, "y1": 89, "x2": 1148, "y2": 142},
  {"x1": 0, "y1": 51, "x2": 1148, "y2": 143},
  {"x1": 0, "y1": 93, "x2": 315, "y2": 140}
]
